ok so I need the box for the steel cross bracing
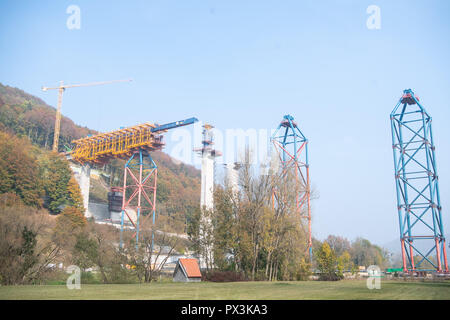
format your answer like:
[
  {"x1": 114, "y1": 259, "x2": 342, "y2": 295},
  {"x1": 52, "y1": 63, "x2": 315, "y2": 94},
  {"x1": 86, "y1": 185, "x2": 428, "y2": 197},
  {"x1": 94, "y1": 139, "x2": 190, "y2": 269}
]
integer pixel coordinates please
[
  {"x1": 390, "y1": 89, "x2": 448, "y2": 273},
  {"x1": 119, "y1": 149, "x2": 157, "y2": 249},
  {"x1": 271, "y1": 115, "x2": 312, "y2": 261}
]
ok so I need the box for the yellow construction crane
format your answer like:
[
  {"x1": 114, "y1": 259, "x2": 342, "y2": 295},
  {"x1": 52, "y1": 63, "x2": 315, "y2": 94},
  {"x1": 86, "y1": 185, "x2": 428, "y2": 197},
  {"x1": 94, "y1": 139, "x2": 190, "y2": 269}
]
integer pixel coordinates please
[{"x1": 42, "y1": 79, "x2": 132, "y2": 152}]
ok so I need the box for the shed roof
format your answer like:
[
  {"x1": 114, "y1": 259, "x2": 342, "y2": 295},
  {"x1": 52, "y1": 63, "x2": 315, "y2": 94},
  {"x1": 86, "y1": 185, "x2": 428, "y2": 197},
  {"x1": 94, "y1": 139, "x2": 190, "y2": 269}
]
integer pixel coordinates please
[{"x1": 179, "y1": 258, "x2": 201, "y2": 278}]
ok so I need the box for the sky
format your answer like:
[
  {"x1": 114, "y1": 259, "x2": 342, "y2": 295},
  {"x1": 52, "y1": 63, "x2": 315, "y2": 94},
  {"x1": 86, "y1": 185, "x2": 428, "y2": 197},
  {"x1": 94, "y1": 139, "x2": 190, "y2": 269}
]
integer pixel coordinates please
[{"x1": 1, "y1": 0, "x2": 450, "y2": 247}]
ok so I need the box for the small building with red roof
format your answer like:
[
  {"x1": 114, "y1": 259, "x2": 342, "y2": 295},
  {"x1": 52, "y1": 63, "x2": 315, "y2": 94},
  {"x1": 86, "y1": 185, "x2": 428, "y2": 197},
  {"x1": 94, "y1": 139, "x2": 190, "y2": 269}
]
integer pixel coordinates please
[{"x1": 173, "y1": 258, "x2": 202, "y2": 282}]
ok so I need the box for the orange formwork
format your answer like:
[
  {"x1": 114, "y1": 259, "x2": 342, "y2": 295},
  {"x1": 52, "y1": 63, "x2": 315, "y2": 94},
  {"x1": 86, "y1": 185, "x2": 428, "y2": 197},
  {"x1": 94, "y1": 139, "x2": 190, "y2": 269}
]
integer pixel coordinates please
[{"x1": 70, "y1": 123, "x2": 166, "y2": 164}]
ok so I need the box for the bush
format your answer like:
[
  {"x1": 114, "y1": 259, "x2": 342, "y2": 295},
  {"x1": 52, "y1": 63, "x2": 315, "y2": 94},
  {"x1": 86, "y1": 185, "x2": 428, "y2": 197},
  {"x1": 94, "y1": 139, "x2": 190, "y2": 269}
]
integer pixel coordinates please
[
  {"x1": 107, "y1": 265, "x2": 136, "y2": 284},
  {"x1": 296, "y1": 258, "x2": 312, "y2": 281},
  {"x1": 81, "y1": 271, "x2": 102, "y2": 284},
  {"x1": 318, "y1": 273, "x2": 343, "y2": 281},
  {"x1": 202, "y1": 270, "x2": 247, "y2": 282},
  {"x1": 44, "y1": 270, "x2": 68, "y2": 285}
]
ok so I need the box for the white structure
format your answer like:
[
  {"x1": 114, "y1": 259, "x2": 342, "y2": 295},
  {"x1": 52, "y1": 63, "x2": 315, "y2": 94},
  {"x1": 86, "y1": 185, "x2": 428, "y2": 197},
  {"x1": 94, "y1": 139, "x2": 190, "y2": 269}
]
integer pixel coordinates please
[
  {"x1": 201, "y1": 154, "x2": 215, "y2": 210},
  {"x1": 194, "y1": 124, "x2": 221, "y2": 269},
  {"x1": 69, "y1": 163, "x2": 92, "y2": 218},
  {"x1": 196, "y1": 124, "x2": 221, "y2": 210}
]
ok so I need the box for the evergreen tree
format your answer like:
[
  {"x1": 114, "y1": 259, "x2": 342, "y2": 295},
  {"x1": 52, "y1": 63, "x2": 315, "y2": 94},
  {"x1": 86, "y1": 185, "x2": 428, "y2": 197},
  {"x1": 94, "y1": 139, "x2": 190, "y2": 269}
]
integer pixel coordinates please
[{"x1": 38, "y1": 153, "x2": 73, "y2": 213}]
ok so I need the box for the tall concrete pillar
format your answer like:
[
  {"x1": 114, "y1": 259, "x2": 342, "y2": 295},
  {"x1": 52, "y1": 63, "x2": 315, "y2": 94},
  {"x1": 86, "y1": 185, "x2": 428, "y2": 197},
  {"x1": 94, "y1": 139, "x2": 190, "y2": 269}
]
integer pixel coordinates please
[
  {"x1": 80, "y1": 164, "x2": 91, "y2": 218},
  {"x1": 195, "y1": 124, "x2": 221, "y2": 269},
  {"x1": 200, "y1": 155, "x2": 215, "y2": 210},
  {"x1": 70, "y1": 163, "x2": 91, "y2": 218}
]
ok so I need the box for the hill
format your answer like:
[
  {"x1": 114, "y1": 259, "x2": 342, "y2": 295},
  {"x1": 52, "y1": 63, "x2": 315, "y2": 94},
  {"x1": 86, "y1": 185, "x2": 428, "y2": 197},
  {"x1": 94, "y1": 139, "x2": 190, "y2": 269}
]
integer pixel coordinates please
[
  {"x1": 0, "y1": 82, "x2": 200, "y2": 222},
  {"x1": 0, "y1": 83, "x2": 97, "y2": 150}
]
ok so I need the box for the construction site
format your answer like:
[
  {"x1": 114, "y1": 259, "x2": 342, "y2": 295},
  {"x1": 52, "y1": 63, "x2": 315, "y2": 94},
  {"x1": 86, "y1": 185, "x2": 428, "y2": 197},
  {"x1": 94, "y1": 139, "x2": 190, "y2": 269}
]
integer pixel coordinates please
[
  {"x1": 1, "y1": 2, "x2": 450, "y2": 306},
  {"x1": 42, "y1": 79, "x2": 448, "y2": 277}
]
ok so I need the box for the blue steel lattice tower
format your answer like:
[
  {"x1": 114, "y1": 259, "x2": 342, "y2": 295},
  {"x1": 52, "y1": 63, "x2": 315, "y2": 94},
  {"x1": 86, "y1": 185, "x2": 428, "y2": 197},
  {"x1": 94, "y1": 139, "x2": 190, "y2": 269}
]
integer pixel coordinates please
[
  {"x1": 271, "y1": 115, "x2": 312, "y2": 261},
  {"x1": 390, "y1": 89, "x2": 448, "y2": 273}
]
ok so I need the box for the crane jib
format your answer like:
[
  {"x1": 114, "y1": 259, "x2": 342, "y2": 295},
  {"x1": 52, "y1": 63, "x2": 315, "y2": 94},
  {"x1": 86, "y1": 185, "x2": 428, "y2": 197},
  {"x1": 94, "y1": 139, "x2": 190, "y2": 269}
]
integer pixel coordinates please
[{"x1": 151, "y1": 117, "x2": 198, "y2": 133}]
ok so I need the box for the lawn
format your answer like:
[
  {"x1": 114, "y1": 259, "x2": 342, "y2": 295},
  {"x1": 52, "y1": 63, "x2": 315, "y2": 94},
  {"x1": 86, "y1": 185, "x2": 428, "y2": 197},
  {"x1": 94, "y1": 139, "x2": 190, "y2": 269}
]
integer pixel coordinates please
[{"x1": 1, "y1": 280, "x2": 449, "y2": 300}]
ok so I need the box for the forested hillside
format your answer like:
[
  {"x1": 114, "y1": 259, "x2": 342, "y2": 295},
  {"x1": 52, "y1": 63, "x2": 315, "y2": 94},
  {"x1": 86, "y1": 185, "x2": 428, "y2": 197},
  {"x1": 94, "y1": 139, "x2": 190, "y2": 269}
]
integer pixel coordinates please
[
  {"x1": 0, "y1": 130, "x2": 84, "y2": 213},
  {"x1": 0, "y1": 82, "x2": 200, "y2": 221},
  {"x1": 0, "y1": 83, "x2": 96, "y2": 150}
]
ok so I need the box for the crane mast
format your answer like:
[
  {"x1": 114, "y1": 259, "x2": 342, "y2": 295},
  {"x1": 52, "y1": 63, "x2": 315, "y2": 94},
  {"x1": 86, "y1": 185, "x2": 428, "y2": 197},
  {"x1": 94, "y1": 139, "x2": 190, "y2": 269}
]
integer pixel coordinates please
[{"x1": 42, "y1": 79, "x2": 132, "y2": 152}]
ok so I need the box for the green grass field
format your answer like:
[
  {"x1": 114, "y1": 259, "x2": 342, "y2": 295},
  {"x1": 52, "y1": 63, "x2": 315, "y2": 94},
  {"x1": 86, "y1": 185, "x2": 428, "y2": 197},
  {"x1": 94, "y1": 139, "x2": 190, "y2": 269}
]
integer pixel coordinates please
[{"x1": 1, "y1": 280, "x2": 449, "y2": 300}]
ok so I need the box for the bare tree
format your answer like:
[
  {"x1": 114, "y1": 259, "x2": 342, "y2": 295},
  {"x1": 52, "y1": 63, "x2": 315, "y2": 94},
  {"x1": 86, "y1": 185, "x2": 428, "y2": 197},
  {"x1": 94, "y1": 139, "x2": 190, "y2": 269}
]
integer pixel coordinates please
[
  {"x1": 72, "y1": 222, "x2": 122, "y2": 283},
  {"x1": 204, "y1": 147, "x2": 312, "y2": 281},
  {"x1": 123, "y1": 214, "x2": 186, "y2": 282},
  {"x1": 0, "y1": 200, "x2": 64, "y2": 285}
]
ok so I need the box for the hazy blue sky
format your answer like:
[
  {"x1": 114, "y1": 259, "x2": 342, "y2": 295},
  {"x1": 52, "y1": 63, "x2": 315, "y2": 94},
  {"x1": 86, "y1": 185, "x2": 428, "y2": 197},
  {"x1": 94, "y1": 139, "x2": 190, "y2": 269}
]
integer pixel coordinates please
[{"x1": 1, "y1": 0, "x2": 450, "y2": 246}]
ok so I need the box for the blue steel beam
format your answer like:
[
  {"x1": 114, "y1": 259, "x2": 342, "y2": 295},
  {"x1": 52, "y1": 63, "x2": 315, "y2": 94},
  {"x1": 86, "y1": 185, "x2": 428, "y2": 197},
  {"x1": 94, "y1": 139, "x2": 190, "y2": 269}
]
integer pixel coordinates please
[
  {"x1": 390, "y1": 89, "x2": 448, "y2": 273},
  {"x1": 151, "y1": 117, "x2": 198, "y2": 133}
]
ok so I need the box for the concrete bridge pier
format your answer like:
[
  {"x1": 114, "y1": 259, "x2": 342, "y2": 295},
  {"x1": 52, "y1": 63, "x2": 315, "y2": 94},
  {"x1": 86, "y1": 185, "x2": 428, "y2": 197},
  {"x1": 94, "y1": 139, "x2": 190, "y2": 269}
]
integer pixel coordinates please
[{"x1": 70, "y1": 163, "x2": 92, "y2": 218}]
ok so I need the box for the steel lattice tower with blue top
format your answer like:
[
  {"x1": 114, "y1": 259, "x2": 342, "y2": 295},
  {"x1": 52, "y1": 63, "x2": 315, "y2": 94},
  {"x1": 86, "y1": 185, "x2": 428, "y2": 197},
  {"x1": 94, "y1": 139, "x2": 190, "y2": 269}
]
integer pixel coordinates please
[
  {"x1": 390, "y1": 89, "x2": 448, "y2": 273},
  {"x1": 271, "y1": 115, "x2": 312, "y2": 260}
]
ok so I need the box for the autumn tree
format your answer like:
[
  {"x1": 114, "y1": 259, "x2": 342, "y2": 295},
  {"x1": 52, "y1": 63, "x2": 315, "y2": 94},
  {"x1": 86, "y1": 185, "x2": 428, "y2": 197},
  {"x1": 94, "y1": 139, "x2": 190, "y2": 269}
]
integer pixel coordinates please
[
  {"x1": 325, "y1": 235, "x2": 351, "y2": 257},
  {"x1": 319, "y1": 236, "x2": 389, "y2": 272},
  {"x1": 56, "y1": 206, "x2": 87, "y2": 230},
  {"x1": 315, "y1": 242, "x2": 342, "y2": 281},
  {"x1": 72, "y1": 222, "x2": 125, "y2": 284},
  {"x1": 190, "y1": 148, "x2": 312, "y2": 281},
  {"x1": 0, "y1": 129, "x2": 84, "y2": 213},
  {"x1": 0, "y1": 131, "x2": 43, "y2": 207},
  {"x1": 337, "y1": 251, "x2": 352, "y2": 277},
  {"x1": 0, "y1": 199, "x2": 63, "y2": 285},
  {"x1": 350, "y1": 237, "x2": 390, "y2": 269},
  {"x1": 193, "y1": 206, "x2": 216, "y2": 271},
  {"x1": 124, "y1": 213, "x2": 187, "y2": 282},
  {"x1": 211, "y1": 186, "x2": 241, "y2": 272},
  {"x1": 67, "y1": 176, "x2": 84, "y2": 211},
  {"x1": 53, "y1": 206, "x2": 87, "y2": 247}
]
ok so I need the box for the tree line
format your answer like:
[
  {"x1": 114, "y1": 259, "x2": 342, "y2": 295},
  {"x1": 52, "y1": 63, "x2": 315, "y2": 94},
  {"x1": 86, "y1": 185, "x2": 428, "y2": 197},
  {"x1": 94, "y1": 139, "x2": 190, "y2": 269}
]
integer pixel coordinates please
[
  {"x1": 0, "y1": 191, "x2": 188, "y2": 285},
  {"x1": 0, "y1": 129, "x2": 191, "y2": 285},
  {"x1": 188, "y1": 151, "x2": 391, "y2": 281},
  {"x1": 188, "y1": 153, "x2": 312, "y2": 281},
  {"x1": 0, "y1": 132, "x2": 392, "y2": 285}
]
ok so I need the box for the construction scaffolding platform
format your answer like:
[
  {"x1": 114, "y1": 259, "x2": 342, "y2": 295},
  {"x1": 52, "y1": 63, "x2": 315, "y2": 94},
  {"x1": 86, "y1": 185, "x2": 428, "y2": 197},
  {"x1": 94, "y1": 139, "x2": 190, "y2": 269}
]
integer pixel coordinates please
[{"x1": 71, "y1": 123, "x2": 166, "y2": 164}]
